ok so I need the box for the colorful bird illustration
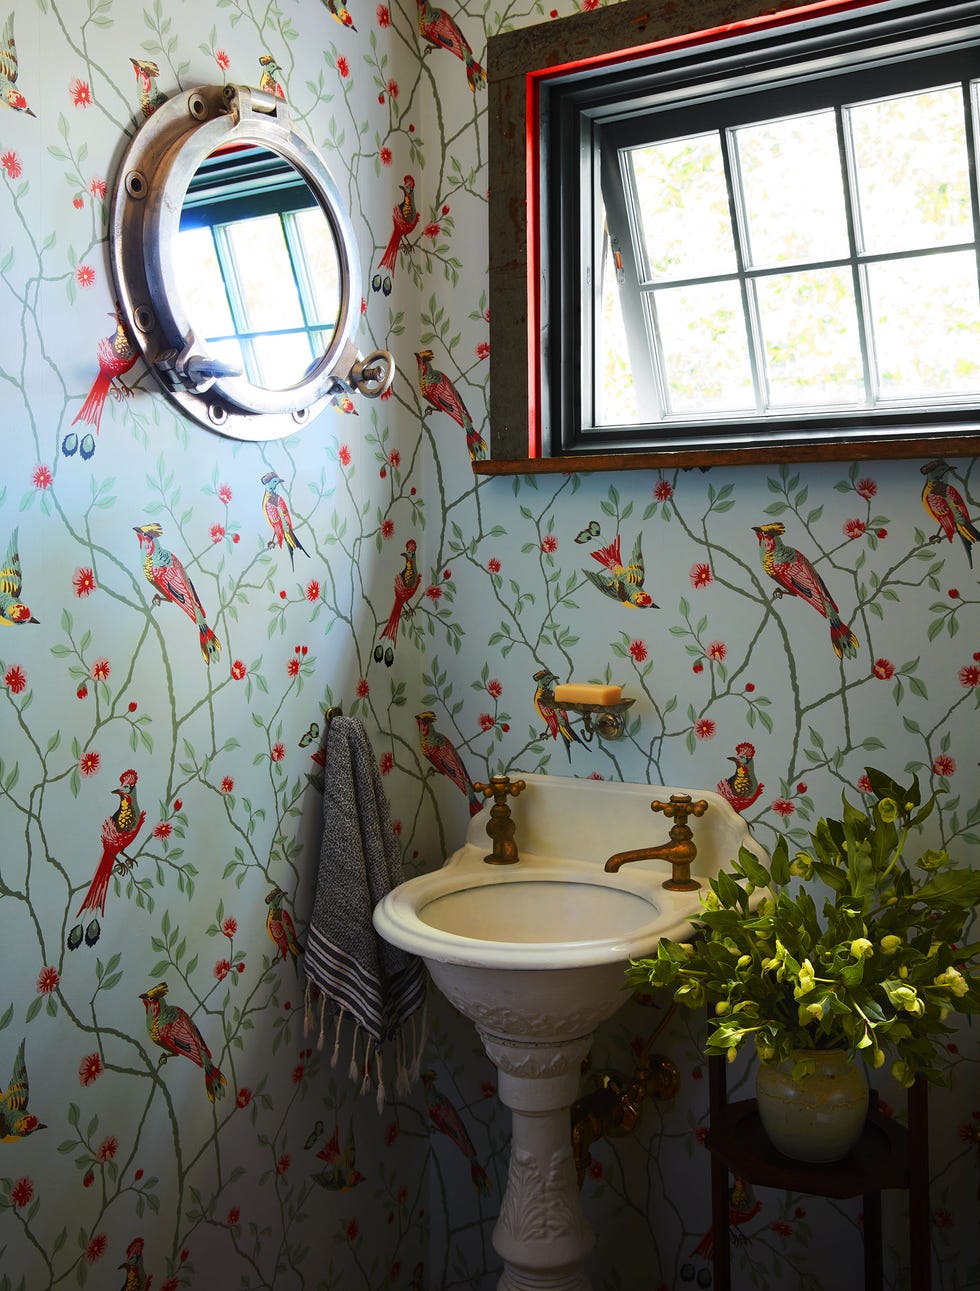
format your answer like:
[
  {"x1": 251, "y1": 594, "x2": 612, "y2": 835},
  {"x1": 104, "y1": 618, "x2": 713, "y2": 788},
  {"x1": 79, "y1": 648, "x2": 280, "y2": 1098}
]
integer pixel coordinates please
[
  {"x1": 0, "y1": 528, "x2": 38, "y2": 626},
  {"x1": 0, "y1": 13, "x2": 35, "y2": 116},
  {"x1": 416, "y1": 349, "x2": 487, "y2": 461},
  {"x1": 717, "y1": 742, "x2": 764, "y2": 813},
  {"x1": 129, "y1": 58, "x2": 166, "y2": 118},
  {"x1": 374, "y1": 539, "x2": 421, "y2": 666},
  {"x1": 139, "y1": 982, "x2": 227, "y2": 1103},
  {"x1": 72, "y1": 311, "x2": 138, "y2": 436},
  {"x1": 133, "y1": 522, "x2": 221, "y2": 665},
  {"x1": 258, "y1": 53, "x2": 286, "y2": 99},
  {"x1": 691, "y1": 1176, "x2": 761, "y2": 1259},
  {"x1": 532, "y1": 667, "x2": 585, "y2": 760},
  {"x1": 261, "y1": 470, "x2": 309, "y2": 569},
  {"x1": 421, "y1": 1070, "x2": 490, "y2": 1193},
  {"x1": 323, "y1": 0, "x2": 356, "y2": 30},
  {"x1": 311, "y1": 1123, "x2": 364, "y2": 1191},
  {"x1": 265, "y1": 886, "x2": 303, "y2": 972},
  {"x1": 117, "y1": 1236, "x2": 150, "y2": 1291},
  {"x1": 0, "y1": 1038, "x2": 46, "y2": 1142},
  {"x1": 416, "y1": 0, "x2": 486, "y2": 92},
  {"x1": 582, "y1": 532, "x2": 657, "y2": 609},
  {"x1": 69, "y1": 769, "x2": 146, "y2": 950},
  {"x1": 416, "y1": 710, "x2": 482, "y2": 816},
  {"x1": 920, "y1": 458, "x2": 979, "y2": 567},
  {"x1": 752, "y1": 522, "x2": 859, "y2": 660},
  {"x1": 373, "y1": 176, "x2": 418, "y2": 295}
]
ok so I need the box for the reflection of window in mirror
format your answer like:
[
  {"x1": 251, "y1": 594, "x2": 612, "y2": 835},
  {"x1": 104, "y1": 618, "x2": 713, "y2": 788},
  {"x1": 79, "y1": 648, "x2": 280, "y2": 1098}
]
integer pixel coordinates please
[
  {"x1": 176, "y1": 145, "x2": 341, "y2": 391},
  {"x1": 486, "y1": 0, "x2": 980, "y2": 469}
]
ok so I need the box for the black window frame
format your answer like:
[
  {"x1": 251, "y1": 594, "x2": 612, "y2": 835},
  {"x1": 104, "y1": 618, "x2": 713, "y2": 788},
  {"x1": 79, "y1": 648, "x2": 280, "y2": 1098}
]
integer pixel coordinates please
[{"x1": 485, "y1": 0, "x2": 980, "y2": 471}]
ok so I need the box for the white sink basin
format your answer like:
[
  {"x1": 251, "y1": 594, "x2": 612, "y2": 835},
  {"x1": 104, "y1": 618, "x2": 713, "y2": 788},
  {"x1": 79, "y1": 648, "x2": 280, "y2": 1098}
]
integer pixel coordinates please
[{"x1": 373, "y1": 772, "x2": 767, "y2": 1031}]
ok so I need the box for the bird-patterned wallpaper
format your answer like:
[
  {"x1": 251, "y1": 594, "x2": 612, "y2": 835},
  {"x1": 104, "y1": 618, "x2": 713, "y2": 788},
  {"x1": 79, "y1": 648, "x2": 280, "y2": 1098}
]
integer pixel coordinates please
[{"x1": 1, "y1": 0, "x2": 977, "y2": 1288}]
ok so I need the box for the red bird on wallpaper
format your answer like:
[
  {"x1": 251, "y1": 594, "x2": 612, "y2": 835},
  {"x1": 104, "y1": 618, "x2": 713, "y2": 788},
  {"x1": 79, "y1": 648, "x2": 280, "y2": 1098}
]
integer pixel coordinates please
[
  {"x1": 753, "y1": 522, "x2": 859, "y2": 660},
  {"x1": 920, "y1": 458, "x2": 979, "y2": 567},
  {"x1": 134, "y1": 522, "x2": 221, "y2": 665},
  {"x1": 373, "y1": 176, "x2": 418, "y2": 295},
  {"x1": 421, "y1": 1070, "x2": 491, "y2": 1193},
  {"x1": 716, "y1": 742, "x2": 764, "y2": 813},
  {"x1": 582, "y1": 532, "x2": 657, "y2": 609},
  {"x1": 532, "y1": 666, "x2": 585, "y2": 760},
  {"x1": 139, "y1": 982, "x2": 227, "y2": 1103},
  {"x1": 416, "y1": 710, "x2": 482, "y2": 816},
  {"x1": 415, "y1": 0, "x2": 486, "y2": 92},
  {"x1": 72, "y1": 312, "x2": 138, "y2": 435},
  {"x1": 374, "y1": 539, "x2": 421, "y2": 667},
  {"x1": 129, "y1": 57, "x2": 166, "y2": 118},
  {"x1": 69, "y1": 768, "x2": 146, "y2": 951},
  {"x1": 0, "y1": 13, "x2": 35, "y2": 116},
  {"x1": 415, "y1": 349, "x2": 487, "y2": 461},
  {"x1": 261, "y1": 470, "x2": 310, "y2": 569}
]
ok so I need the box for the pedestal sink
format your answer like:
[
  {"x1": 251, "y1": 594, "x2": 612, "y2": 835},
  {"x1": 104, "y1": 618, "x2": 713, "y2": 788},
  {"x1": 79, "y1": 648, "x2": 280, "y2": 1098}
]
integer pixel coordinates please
[{"x1": 373, "y1": 773, "x2": 767, "y2": 1291}]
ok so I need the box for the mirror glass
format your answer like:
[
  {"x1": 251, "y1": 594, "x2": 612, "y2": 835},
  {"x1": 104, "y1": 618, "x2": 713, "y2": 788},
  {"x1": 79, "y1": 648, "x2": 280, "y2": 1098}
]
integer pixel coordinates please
[{"x1": 175, "y1": 144, "x2": 341, "y2": 391}]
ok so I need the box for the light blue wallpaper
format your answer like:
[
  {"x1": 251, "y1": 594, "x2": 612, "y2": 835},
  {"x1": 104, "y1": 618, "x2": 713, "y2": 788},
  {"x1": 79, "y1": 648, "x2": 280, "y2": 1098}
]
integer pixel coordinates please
[{"x1": 0, "y1": 0, "x2": 976, "y2": 1288}]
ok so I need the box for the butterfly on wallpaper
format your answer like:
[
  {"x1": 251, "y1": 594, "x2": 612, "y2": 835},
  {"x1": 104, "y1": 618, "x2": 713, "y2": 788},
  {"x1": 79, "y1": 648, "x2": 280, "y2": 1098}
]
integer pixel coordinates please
[{"x1": 574, "y1": 520, "x2": 600, "y2": 544}]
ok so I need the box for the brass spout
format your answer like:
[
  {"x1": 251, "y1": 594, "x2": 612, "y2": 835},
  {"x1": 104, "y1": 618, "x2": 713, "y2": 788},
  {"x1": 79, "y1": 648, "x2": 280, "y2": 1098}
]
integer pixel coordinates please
[
  {"x1": 604, "y1": 794, "x2": 708, "y2": 890},
  {"x1": 472, "y1": 774, "x2": 527, "y2": 864}
]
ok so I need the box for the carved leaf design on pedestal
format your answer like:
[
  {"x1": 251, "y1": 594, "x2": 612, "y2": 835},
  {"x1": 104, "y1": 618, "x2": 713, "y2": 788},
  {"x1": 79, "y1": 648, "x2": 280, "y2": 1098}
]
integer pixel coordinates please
[{"x1": 499, "y1": 1146, "x2": 579, "y2": 1242}]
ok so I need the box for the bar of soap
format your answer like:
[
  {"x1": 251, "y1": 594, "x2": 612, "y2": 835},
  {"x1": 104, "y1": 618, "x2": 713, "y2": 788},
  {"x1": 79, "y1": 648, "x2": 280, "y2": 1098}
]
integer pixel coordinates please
[{"x1": 552, "y1": 683, "x2": 622, "y2": 705}]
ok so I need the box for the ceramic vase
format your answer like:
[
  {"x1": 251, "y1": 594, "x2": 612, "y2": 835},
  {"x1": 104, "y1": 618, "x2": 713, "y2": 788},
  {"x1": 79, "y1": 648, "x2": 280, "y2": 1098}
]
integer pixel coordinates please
[{"x1": 755, "y1": 1049, "x2": 869, "y2": 1163}]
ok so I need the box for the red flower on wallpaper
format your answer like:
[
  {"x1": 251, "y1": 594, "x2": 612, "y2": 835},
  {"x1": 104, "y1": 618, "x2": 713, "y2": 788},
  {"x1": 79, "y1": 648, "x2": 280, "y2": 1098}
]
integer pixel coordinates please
[
  {"x1": 85, "y1": 1233, "x2": 107, "y2": 1263},
  {"x1": 79, "y1": 1053, "x2": 103, "y2": 1085},
  {"x1": 73, "y1": 567, "x2": 96, "y2": 597},
  {"x1": 221, "y1": 776, "x2": 234, "y2": 794},
  {"x1": 487, "y1": 679, "x2": 502, "y2": 698},
  {"x1": 231, "y1": 660, "x2": 247, "y2": 680},
  {"x1": 694, "y1": 718, "x2": 715, "y2": 740},
  {"x1": 5, "y1": 665, "x2": 27, "y2": 694},
  {"x1": 79, "y1": 750, "x2": 101, "y2": 777},
  {"x1": 36, "y1": 966, "x2": 59, "y2": 993},
  {"x1": 629, "y1": 639, "x2": 648, "y2": 662},
  {"x1": 97, "y1": 1136, "x2": 117, "y2": 1161},
  {"x1": 216, "y1": 50, "x2": 230, "y2": 70},
  {"x1": 690, "y1": 562, "x2": 712, "y2": 589},
  {"x1": 306, "y1": 579, "x2": 321, "y2": 601},
  {"x1": 855, "y1": 477, "x2": 878, "y2": 499},
  {"x1": 932, "y1": 755, "x2": 956, "y2": 777},
  {"x1": 338, "y1": 444, "x2": 351, "y2": 466},
  {"x1": 69, "y1": 77, "x2": 92, "y2": 106},
  {"x1": 91, "y1": 658, "x2": 110, "y2": 681},
  {"x1": 707, "y1": 641, "x2": 727, "y2": 661},
  {"x1": 772, "y1": 798, "x2": 796, "y2": 817},
  {"x1": 89, "y1": 177, "x2": 107, "y2": 199},
  {"x1": 75, "y1": 264, "x2": 96, "y2": 288},
  {"x1": 32, "y1": 464, "x2": 53, "y2": 490},
  {"x1": 10, "y1": 1177, "x2": 34, "y2": 1208},
  {"x1": 236, "y1": 1087, "x2": 252, "y2": 1108},
  {"x1": 1, "y1": 150, "x2": 23, "y2": 179},
  {"x1": 873, "y1": 658, "x2": 895, "y2": 679}
]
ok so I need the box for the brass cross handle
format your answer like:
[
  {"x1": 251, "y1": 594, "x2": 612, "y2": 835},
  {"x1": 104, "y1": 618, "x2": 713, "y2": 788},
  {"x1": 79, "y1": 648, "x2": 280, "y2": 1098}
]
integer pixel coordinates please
[
  {"x1": 472, "y1": 775, "x2": 527, "y2": 865},
  {"x1": 650, "y1": 794, "x2": 709, "y2": 827}
]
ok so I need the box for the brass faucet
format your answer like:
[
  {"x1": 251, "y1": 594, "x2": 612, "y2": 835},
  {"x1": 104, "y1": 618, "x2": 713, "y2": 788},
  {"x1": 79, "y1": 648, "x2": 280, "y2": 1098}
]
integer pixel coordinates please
[
  {"x1": 603, "y1": 793, "x2": 708, "y2": 890},
  {"x1": 471, "y1": 774, "x2": 527, "y2": 864},
  {"x1": 570, "y1": 1054, "x2": 680, "y2": 1185}
]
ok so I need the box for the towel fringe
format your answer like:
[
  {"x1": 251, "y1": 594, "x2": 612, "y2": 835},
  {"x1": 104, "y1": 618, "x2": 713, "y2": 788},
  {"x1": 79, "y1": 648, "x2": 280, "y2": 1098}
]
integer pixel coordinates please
[
  {"x1": 332, "y1": 1006, "x2": 345, "y2": 1069},
  {"x1": 359, "y1": 1035, "x2": 375, "y2": 1097},
  {"x1": 375, "y1": 1048, "x2": 385, "y2": 1114},
  {"x1": 349, "y1": 1021, "x2": 361, "y2": 1082}
]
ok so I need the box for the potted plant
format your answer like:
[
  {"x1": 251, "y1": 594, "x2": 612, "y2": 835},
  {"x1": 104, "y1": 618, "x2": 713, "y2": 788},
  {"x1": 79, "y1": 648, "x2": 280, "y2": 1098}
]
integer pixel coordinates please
[{"x1": 626, "y1": 768, "x2": 980, "y2": 1162}]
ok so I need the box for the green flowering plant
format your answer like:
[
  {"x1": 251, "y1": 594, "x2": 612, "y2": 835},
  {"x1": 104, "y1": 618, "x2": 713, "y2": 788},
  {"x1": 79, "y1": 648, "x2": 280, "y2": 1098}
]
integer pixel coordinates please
[{"x1": 626, "y1": 769, "x2": 980, "y2": 1086}]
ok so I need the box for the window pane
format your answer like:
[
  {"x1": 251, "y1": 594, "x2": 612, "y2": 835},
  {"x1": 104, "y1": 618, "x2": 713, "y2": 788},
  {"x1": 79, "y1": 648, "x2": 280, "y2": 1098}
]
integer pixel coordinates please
[
  {"x1": 251, "y1": 332, "x2": 317, "y2": 390},
  {"x1": 223, "y1": 215, "x2": 305, "y2": 330},
  {"x1": 628, "y1": 133, "x2": 736, "y2": 281},
  {"x1": 848, "y1": 86, "x2": 972, "y2": 254},
  {"x1": 755, "y1": 268, "x2": 864, "y2": 407},
  {"x1": 294, "y1": 206, "x2": 342, "y2": 327},
  {"x1": 597, "y1": 238, "x2": 641, "y2": 425},
  {"x1": 655, "y1": 281, "x2": 754, "y2": 413},
  {"x1": 732, "y1": 110, "x2": 849, "y2": 268},
  {"x1": 867, "y1": 250, "x2": 980, "y2": 399},
  {"x1": 175, "y1": 227, "x2": 235, "y2": 339}
]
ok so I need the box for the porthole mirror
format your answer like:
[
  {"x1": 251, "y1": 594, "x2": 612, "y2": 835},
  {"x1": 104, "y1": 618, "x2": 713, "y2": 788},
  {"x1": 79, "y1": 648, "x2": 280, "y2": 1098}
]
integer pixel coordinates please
[{"x1": 110, "y1": 83, "x2": 393, "y2": 441}]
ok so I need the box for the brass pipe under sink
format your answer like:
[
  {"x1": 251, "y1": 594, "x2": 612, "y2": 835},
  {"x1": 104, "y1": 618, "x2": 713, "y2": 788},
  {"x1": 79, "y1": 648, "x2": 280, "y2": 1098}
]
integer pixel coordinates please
[{"x1": 604, "y1": 793, "x2": 708, "y2": 890}]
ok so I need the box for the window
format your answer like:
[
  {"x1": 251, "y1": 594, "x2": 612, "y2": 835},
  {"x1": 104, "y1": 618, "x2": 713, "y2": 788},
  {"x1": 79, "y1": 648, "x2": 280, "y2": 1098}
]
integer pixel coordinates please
[
  {"x1": 176, "y1": 145, "x2": 341, "y2": 391},
  {"x1": 486, "y1": 0, "x2": 980, "y2": 467}
]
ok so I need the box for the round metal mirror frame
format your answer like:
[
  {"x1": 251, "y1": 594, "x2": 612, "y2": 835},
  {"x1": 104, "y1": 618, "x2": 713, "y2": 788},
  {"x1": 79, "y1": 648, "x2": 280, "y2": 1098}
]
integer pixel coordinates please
[{"x1": 109, "y1": 83, "x2": 394, "y2": 441}]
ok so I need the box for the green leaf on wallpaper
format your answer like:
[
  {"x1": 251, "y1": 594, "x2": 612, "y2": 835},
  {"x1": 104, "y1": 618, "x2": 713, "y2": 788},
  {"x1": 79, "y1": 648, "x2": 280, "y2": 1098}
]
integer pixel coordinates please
[{"x1": 24, "y1": 996, "x2": 42, "y2": 1024}]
